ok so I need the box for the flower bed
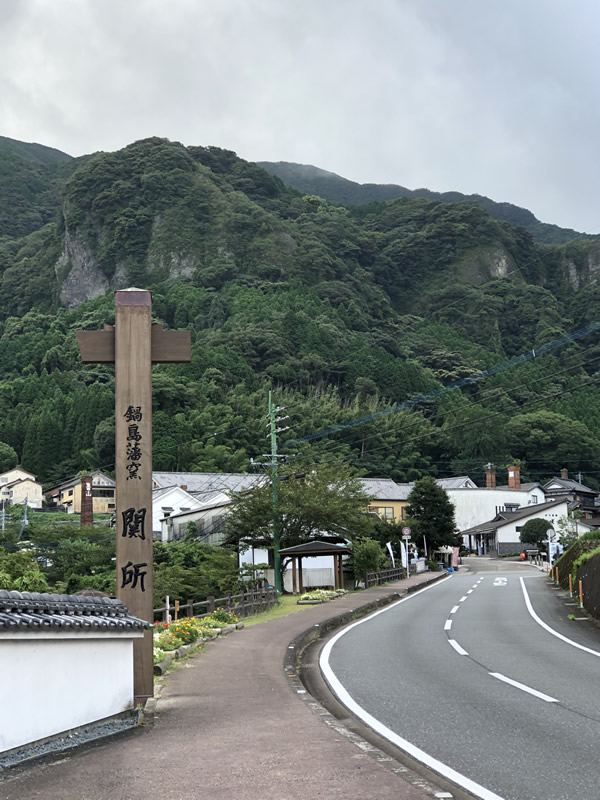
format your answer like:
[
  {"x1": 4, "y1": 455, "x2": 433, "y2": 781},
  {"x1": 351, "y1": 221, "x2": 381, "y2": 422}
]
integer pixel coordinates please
[
  {"x1": 297, "y1": 589, "x2": 347, "y2": 604},
  {"x1": 153, "y1": 610, "x2": 240, "y2": 672}
]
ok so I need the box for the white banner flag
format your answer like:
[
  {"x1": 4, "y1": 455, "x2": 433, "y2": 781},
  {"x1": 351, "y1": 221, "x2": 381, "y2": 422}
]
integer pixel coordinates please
[
  {"x1": 400, "y1": 541, "x2": 407, "y2": 569},
  {"x1": 386, "y1": 541, "x2": 395, "y2": 568}
]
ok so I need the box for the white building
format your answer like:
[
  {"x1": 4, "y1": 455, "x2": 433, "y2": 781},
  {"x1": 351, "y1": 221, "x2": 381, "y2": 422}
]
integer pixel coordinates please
[
  {"x1": 152, "y1": 485, "x2": 203, "y2": 539},
  {"x1": 0, "y1": 467, "x2": 43, "y2": 508},
  {"x1": 447, "y1": 465, "x2": 545, "y2": 535},
  {"x1": 159, "y1": 491, "x2": 232, "y2": 544},
  {"x1": 460, "y1": 499, "x2": 569, "y2": 555}
]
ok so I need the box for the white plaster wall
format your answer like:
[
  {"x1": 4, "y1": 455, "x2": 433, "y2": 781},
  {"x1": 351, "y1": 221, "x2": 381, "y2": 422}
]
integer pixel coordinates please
[
  {"x1": 496, "y1": 501, "x2": 568, "y2": 545},
  {"x1": 447, "y1": 487, "x2": 546, "y2": 532},
  {"x1": 153, "y1": 487, "x2": 202, "y2": 536},
  {"x1": 240, "y1": 549, "x2": 341, "y2": 590},
  {"x1": 0, "y1": 635, "x2": 135, "y2": 754}
]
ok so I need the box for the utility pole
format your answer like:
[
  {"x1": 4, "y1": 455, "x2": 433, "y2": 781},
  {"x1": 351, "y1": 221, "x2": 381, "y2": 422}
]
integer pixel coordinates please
[
  {"x1": 267, "y1": 390, "x2": 289, "y2": 596},
  {"x1": 18, "y1": 497, "x2": 28, "y2": 540}
]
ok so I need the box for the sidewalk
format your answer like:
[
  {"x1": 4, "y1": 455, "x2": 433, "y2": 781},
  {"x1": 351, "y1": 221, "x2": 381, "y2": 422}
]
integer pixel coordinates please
[{"x1": 1, "y1": 571, "x2": 450, "y2": 800}]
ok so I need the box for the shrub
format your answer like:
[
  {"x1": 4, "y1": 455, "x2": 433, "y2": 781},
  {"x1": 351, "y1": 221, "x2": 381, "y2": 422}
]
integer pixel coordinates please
[
  {"x1": 578, "y1": 531, "x2": 600, "y2": 542},
  {"x1": 210, "y1": 609, "x2": 238, "y2": 625},
  {"x1": 571, "y1": 545, "x2": 600, "y2": 583}
]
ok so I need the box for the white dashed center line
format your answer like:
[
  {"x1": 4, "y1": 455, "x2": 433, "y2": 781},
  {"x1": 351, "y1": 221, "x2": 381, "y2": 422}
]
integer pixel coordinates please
[
  {"x1": 489, "y1": 673, "x2": 558, "y2": 703},
  {"x1": 459, "y1": 596, "x2": 468, "y2": 602},
  {"x1": 448, "y1": 639, "x2": 468, "y2": 656},
  {"x1": 444, "y1": 619, "x2": 452, "y2": 631},
  {"x1": 450, "y1": 605, "x2": 459, "y2": 614}
]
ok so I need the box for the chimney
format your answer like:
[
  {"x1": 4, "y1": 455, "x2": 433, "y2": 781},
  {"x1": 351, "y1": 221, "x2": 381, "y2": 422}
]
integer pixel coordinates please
[
  {"x1": 180, "y1": 484, "x2": 187, "y2": 491},
  {"x1": 485, "y1": 463, "x2": 496, "y2": 488},
  {"x1": 507, "y1": 465, "x2": 521, "y2": 490},
  {"x1": 560, "y1": 468, "x2": 568, "y2": 480}
]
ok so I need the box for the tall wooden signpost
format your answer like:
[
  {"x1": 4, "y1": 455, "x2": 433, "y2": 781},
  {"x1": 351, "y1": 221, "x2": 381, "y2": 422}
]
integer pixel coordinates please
[{"x1": 77, "y1": 288, "x2": 191, "y2": 703}]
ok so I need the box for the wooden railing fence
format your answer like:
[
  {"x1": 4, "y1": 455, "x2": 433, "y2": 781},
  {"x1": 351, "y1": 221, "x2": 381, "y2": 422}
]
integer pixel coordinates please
[
  {"x1": 153, "y1": 587, "x2": 278, "y2": 623},
  {"x1": 364, "y1": 567, "x2": 405, "y2": 588}
]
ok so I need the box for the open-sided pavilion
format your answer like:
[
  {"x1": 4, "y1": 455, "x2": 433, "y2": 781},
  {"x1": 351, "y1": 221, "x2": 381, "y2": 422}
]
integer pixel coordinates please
[{"x1": 280, "y1": 540, "x2": 352, "y2": 594}]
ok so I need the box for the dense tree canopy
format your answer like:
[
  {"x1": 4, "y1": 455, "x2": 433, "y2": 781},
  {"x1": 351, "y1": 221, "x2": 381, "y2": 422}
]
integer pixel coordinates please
[
  {"x1": 224, "y1": 463, "x2": 373, "y2": 551},
  {"x1": 519, "y1": 518, "x2": 553, "y2": 548},
  {"x1": 405, "y1": 477, "x2": 457, "y2": 552},
  {"x1": 0, "y1": 134, "x2": 599, "y2": 495}
]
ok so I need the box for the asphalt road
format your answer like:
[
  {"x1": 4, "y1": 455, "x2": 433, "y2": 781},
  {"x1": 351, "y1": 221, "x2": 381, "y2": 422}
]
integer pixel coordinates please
[{"x1": 323, "y1": 559, "x2": 600, "y2": 800}]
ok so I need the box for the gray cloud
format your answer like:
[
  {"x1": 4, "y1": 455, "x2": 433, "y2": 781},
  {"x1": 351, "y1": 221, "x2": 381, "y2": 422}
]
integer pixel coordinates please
[{"x1": 1, "y1": 0, "x2": 598, "y2": 231}]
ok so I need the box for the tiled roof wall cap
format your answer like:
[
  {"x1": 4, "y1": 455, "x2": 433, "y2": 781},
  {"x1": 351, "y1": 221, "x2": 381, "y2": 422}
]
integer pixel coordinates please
[{"x1": 0, "y1": 590, "x2": 150, "y2": 631}]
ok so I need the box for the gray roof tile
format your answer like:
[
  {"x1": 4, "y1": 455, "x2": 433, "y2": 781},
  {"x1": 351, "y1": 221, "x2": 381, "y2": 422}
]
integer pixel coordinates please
[{"x1": 0, "y1": 591, "x2": 150, "y2": 632}]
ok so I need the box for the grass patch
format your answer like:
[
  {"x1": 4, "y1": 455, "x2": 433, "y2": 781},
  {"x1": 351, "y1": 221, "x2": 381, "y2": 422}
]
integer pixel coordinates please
[{"x1": 243, "y1": 594, "x2": 319, "y2": 627}]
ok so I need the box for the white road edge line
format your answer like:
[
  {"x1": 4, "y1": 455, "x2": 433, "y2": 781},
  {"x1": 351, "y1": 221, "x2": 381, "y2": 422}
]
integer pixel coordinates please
[
  {"x1": 320, "y1": 577, "x2": 507, "y2": 800},
  {"x1": 448, "y1": 639, "x2": 468, "y2": 656},
  {"x1": 459, "y1": 596, "x2": 468, "y2": 602},
  {"x1": 444, "y1": 619, "x2": 452, "y2": 631},
  {"x1": 450, "y1": 605, "x2": 459, "y2": 614},
  {"x1": 520, "y1": 577, "x2": 600, "y2": 658},
  {"x1": 489, "y1": 672, "x2": 558, "y2": 703}
]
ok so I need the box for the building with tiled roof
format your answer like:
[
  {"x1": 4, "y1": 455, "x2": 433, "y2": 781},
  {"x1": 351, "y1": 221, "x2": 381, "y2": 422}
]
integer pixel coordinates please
[
  {"x1": 543, "y1": 469, "x2": 598, "y2": 517},
  {"x1": 460, "y1": 498, "x2": 569, "y2": 555}
]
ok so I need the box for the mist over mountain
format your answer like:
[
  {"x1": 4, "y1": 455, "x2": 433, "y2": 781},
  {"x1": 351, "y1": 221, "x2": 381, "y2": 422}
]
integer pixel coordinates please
[{"x1": 1, "y1": 134, "x2": 599, "y2": 491}]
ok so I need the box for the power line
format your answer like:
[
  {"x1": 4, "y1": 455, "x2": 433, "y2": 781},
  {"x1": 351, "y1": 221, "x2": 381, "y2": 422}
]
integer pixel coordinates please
[
  {"x1": 284, "y1": 321, "x2": 600, "y2": 449},
  {"x1": 284, "y1": 371, "x2": 600, "y2": 475},
  {"x1": 288, "y1": 348, "x2": 600, "y2": 465}
]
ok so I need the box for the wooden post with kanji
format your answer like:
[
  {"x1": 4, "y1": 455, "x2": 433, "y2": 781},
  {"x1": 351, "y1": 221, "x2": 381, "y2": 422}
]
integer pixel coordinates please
[{"x1": 76, "y1": 288, "x2": 191, "y2": 703}]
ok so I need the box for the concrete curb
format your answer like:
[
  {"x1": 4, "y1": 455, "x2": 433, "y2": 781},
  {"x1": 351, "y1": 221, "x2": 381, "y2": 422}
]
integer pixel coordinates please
[{"x1": 281, "y1": 572, "x2": 450, "y2": 798}]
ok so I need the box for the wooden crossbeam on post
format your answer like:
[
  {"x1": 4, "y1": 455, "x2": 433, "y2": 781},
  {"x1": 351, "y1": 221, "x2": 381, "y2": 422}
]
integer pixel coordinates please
[{"x1": 76, "y1": 288, "x2": 191, "y2": 704}]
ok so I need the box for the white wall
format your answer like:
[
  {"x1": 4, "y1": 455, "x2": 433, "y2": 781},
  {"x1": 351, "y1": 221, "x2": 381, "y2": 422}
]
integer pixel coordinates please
[
  {"x1": 154, "y1": 487, "x2": 202, "y2": 537},
  {"x1": 447, "y1": 486, "x2": 546, "y2": 532},
  {"x1": 240, "y1": 548, "x2": 341, "y2": 591},
  {"x1": 496, "y1": 501, "x2": 568, "y2": 547},
  {"x1": 0, "y1": 632, "x2": 139, "y2": 754},
  {"x1": 161, "y1": 500, "x2": 229, "y2": 543}
]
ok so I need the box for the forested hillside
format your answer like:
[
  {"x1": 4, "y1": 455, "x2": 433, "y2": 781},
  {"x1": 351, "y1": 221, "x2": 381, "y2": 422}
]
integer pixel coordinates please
[
  {"x1": 1, "y1": 135, "x2": 600, "y2": 491},
  {"x1": 258, "y1": 161, "x2": 587, "y2": 245}
]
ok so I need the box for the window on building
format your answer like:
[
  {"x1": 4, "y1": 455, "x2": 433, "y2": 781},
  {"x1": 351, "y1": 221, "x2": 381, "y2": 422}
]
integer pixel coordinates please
[
  {"x1": 369, "y1": 506, "x2": 395, "y2": 521},
  {"x1": 401, "y1": 507, "x2": 409, "y2": 521},
  {"x1": 93, "y1": 489, "x2": 114, "y2": 498},
  {"x1": 68, "y1": 490, "x2": 73, "y2": 496}
]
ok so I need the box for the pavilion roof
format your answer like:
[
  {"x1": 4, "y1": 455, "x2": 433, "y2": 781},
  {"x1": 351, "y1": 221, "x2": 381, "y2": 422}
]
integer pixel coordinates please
[{"x1": 279, "y1": 540, "x2": 353, "y2": 556}]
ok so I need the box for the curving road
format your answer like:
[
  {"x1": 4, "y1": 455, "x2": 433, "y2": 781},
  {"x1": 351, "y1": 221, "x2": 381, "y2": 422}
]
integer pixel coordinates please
[{"x1": 322, "y1": 560, "x2": 600, "y2": 800}]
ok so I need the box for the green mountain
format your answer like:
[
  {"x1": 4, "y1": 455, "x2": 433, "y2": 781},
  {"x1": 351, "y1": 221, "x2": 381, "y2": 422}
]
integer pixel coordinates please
[
  {"x1": 1, "y1": 135, "x2": 600, "y2": 492},
  {"x1": 0, "y1": 137, "x2": 87, "y2": 240},
  {"x1": 258, "y1": 161, "x2": 586, "y2": 245},
  {"x1": 0, "y1": 136, "x2": 72, "y2": 165}
]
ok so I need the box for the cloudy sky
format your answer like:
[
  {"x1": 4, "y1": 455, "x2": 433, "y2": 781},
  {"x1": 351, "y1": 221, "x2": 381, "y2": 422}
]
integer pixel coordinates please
[{"x1": 1, "y1": 0, "x2": 598, "y2": 231}]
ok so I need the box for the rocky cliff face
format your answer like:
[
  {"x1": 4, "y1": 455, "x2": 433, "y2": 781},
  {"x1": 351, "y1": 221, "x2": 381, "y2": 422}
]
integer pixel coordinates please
[
  {"x1": 563, "y1": 244, "x2": 600, "y2": 291},
  {"x1": 55, "y1": 231, "x2": 110, "y2": 308}
]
